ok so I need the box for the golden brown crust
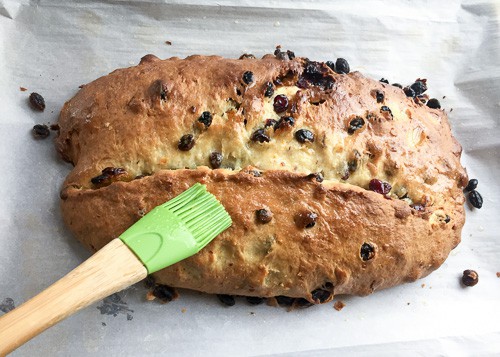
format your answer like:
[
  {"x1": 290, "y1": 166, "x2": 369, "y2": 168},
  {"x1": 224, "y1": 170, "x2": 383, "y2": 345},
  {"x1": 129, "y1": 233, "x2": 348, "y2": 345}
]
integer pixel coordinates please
[{"x1": 56, "y1": 53, "x2": 467, "y2": 302}]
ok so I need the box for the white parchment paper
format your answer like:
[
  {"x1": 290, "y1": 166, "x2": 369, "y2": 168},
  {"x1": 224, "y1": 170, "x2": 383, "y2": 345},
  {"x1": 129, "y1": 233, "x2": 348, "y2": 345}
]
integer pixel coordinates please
[{"x1": 1, "y1": 0, "x2": 499, "y2": 355}]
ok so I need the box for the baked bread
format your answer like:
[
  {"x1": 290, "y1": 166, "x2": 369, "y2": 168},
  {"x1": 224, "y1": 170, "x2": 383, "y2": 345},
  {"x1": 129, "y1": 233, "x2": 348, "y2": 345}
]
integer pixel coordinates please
[{"x1": 56, "y1": 51, "x2": 468, "y2": 304}]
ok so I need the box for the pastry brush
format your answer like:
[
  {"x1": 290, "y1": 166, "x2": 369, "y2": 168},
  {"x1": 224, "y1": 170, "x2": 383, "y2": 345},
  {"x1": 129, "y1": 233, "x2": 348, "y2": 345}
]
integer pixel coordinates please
[{"x1": 0, "y1": 183, "x2": 231, "y2": 355}]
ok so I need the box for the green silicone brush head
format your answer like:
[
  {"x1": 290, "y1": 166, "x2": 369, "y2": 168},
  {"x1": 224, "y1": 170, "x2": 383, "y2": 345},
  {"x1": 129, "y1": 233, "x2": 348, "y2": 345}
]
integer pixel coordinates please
[{"x1": 119, "y1": 183, "x2": 232, "y2": 274}]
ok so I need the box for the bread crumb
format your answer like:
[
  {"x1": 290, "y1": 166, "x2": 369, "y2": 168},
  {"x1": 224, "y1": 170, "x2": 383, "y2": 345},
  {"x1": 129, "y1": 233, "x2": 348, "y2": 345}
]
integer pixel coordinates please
[
  {"x1": 333, "y1": 300, "x2": 346, "y2": 311},
  {"x1": 146, "y1": 291, "x2": 155, "y2": 301},
  {"x1": 165, "y1": 40, "x2": 172, "y2": 45},
  {"x1": 496, "y1": 272, "x2": 500, "y2": 278},
  {"x1": 421, "y1": 283, "x2": 425, "y2": 288},
  {"x1": 274, "y1": 21, "x2": 280, "y2": 27},
  {"x1": 20, "y1": 87, "x2": 27, "y2": 91},
  {"x1": 181, "y1": 308, "x2": 186, "y2": 313}
]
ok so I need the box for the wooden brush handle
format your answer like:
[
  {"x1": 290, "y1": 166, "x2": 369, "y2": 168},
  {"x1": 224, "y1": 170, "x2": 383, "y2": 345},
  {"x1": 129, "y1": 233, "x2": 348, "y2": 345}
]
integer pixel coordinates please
[{"x1": 0, "y1": 238, "x2": 147, "y2": 355}]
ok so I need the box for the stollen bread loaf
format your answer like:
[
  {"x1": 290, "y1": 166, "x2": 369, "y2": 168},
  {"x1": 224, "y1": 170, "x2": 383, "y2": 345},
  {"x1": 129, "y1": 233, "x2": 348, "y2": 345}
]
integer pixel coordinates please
[{"x1": 56, "y1": 52, "x2": 468, "y2": 304}]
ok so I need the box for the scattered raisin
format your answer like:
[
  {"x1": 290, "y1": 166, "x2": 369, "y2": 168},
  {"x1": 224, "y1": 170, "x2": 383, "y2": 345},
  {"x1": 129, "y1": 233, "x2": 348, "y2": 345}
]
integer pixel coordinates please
[
  {"x1": 217, "y1": 294, "x2": 236, "y2": 306},
  {"x1": 275, "y1": 296, "x2": 294, "y2": 307},
  {"x1": 347, "y1": 117, "x2": 365, "y2": 134},
  {"x1": 32, "y1": 124, "x2": 50, "y2": 139},
  {"x1": 264, "y1": 81, "x2": 274, "y2": 97},
  {"x1": 209, "y1": 152, "x2": 223, "y2": 169},
  {"x1": 294, "y1": 298, "x2": 314, "y2": 308},
  {"x1": 375, "y1": 91, "x2": 384, "y2": 103},
  {"x1": 246, "y1": 296, "x2": 264, "y2": 305},
  {"x1": 444, "y1": 215, "x2": 451, "y2": 223},
  {"x1": 251, "y1": 129, "x2": 270, "y2": 143},
  {"x1": 274, "y1": 47, "x2": 288, "y2": 60},
  {"x1": 178, "y1": 134, "x2": 195, "y2": 151},
  {"x1": 198, "y1": 111, "x2": 213, "y2": 127},
  {"x1": 311, "y1": 289, "x2": 332, "y2": 304},
  {"x1": 379, "y1": 78, "x2": 389, "y2": 84},
  {"x1": 152, "y1": 285, "x2": 178, "y2": 302},
  {"x1": 410, "y1": 80, "x2": 427, "y2": 96},
  {"x1": 468, "y1": 190, "x2": 483, "y2": 209},
  {"x1": 264, "y1": 119, "x2": 277, "y2": 128},
  {"x1": 464, "y1": 179, "x2": 478, "y2": 192},
  {"x1": 273, "y1": 94, "x2": 289, "y2": 113},
  {"x1": 427, "y1": 98, "x2": 441, "y2": 109},
  {"x1": 360, "y1": 243, "x2": 375, "y2": 261},
  {"x1": 325, "y1": 61, "x2": 335, "y2": 71},
  {"x1": 392, "y1": 83, "x2": 403, "y2": 88},
  {"x1": 369, "y1": 179, "x2": 392, "y2": 195},
  {"x1": 335, "y1": 58, "x2": 350, "y2": 74},
  {"x1": 295, "y1": 129, "x2": 314, "y2": 143},
  {"x1": 239, "y1": 53, "x2": 256, "y2": 59},
  {"x1": 256, "y1": 209, "x2": 273, "y2": 223},
  {"x1": 286, "y1": 50, "x2": 296, "y2": 59},
  {"x1": 275, "y1": 116, "x2": 295, "y2": 130},
  {"x1": 462, "y1": 269, "x2": 478, "y2": 287},
  {"x1": 29, "y1": 92, "x2": 45, "y2": 111},
  {"x1": 243, "y1": 71, "x2": 254, "y2": 85},
  {"x1": 299, "y1": 61, "x2": 335, "y2": 89}
]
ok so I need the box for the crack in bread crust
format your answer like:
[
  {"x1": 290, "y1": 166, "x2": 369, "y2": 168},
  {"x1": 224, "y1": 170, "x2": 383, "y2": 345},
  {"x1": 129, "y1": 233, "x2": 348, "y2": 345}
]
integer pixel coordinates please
[{"x1": 56, "y1": 54, "x2": 467, "y2": 302}]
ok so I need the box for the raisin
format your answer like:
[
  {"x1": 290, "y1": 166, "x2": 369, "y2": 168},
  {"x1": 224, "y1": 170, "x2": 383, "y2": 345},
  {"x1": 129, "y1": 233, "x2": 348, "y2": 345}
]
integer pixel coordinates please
[
  {"x1": 335, "y1": 58, "x2": 350, "y2": 74},
  {"x1": 251, "y1": 129, "x2": 270, "y2": 143},
  {"x1": 444, "y1": 215, "x2": 451, "y2": 223},
  {"x1": 160, "y1": 83, "x2": 168, "y2": 101},
  {"x1": 369, "y1": 179, "x2": 392, "y2": 195},
  {"x1": 209, "y1": 152, "x2": 223, "y2": 169},
  {"x1": 286, "y1": 50, "x2": 296, "y2": 59},
  {"x1": 468, "y1": 190, "x2": 483, "y2": 209},
  {"x1": 275, "y1": 296, "x2": 294, "y2": 307},
  {"x1": 295, "y1": 298, "x2": 314, "y2": 308},
  {"x1": 274, "y1": 47, "x2": 288, "y2": 60},
  {"x1": 311, "y1": 289, "x2": 332, "y2": 304},
  {"x1": 29, "y1": 92, "x2": 45, "y2": 111},
  {"x1": 464, "y1": 179, "x2": 478, "y2": 192},
  {"x1": 295, "y1": 129, "x2": 314, "y2": 143},
  {"x1": 392, "y1": 83, "x2": 403, "y2": 88},
  {"x1": 152, "y1": 285, "x2": 177, "y2": 302},
  {"x1": 426, "y1": 98, "x2": 441, "y2": 109},
  {"x1": 256, "y1": 209, "x2": 273, "y2": 224},
  {"x1": 462, "y1": 269, "x2": 478, "y2": 287},
  {"x1": 239, "y1": 53, "x2": 256, "y2": 59},
  {"x1": 379, "y1": 78, "x2": 389, "y2": 84},
  {"x1": 198, "y1": 111, "x2": 213, "y2": 127},
  {"x1": 217, "y1": 294, "x2": 235, "y2": 306},
  {"x1": 246, "y1": 296, "x2": 264, "y2": 305},
  {"x1": 273, "y1": 94, "x2": 289, "y2": 113},
  {"x1": 242, "y1": 71, "x2": 254, "y2": 85},
  {"x1": 275, "y1": 116, "x2": 295, "y2": 130},
  {"x1": 375, "y1": 91, "x2": 384, "y2": 103},
  {"x1": 264, "y1": 119, "x2": 277, "y2": 128},
  {"x1": 32, "y1": 124, "x2": 50, "y2": 139},
  {"x1": 91, "y1": 167, "x2": 127, "y2": 186},
  {"x1": 178, "y1": 134, "x2": 195, "y2": 151},
  {"x1": 347, "y1": 117, "x2": 365, "y2": 134},
  {"x1": 306, "y1": 172, "x2": 323, "y2": 182},
  {"x1": 326, "y1": 61, "x2": 335, "y2": 71},
  {"x1": 360, "y1": 243, "x2": 375, "y2": 261},
  {"x1": 264, "y1": 81, "x2": 274, "y2": 97},
  {"x1": 380, "y1": 106, "x2": 393, "y2": 118},
  {"x1": 404, "y1": 86, "x2": 416, "y2": 98},
  {"x1": 295, "y1": 211, "x2": 318, "y2": 228},
  {"x1": 410, "y1": 80, "x2": 427, "y2": 96}
]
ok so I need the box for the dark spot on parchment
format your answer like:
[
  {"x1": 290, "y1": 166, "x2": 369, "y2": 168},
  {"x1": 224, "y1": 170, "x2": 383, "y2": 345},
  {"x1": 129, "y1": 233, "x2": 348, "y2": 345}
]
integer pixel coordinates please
[
  {"x1": 0, "y1": 298, "x2": 15, "y2": 313},
  {"x1": 97, "y1": 293, "x2": 133, "y2": 320}
]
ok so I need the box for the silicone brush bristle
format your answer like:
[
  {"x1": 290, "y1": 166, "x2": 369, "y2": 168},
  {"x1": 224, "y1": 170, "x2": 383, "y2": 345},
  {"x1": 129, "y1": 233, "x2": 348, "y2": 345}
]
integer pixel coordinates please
[{"x1": 162, "y1": 183, "x2": 232, "y2": 249}]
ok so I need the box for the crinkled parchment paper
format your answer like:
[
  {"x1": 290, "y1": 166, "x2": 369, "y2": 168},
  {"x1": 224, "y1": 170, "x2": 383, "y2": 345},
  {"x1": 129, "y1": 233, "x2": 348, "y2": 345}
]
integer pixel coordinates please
[{"x1": 0, "y1": 0, "x2": 499, "y2": 355}]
